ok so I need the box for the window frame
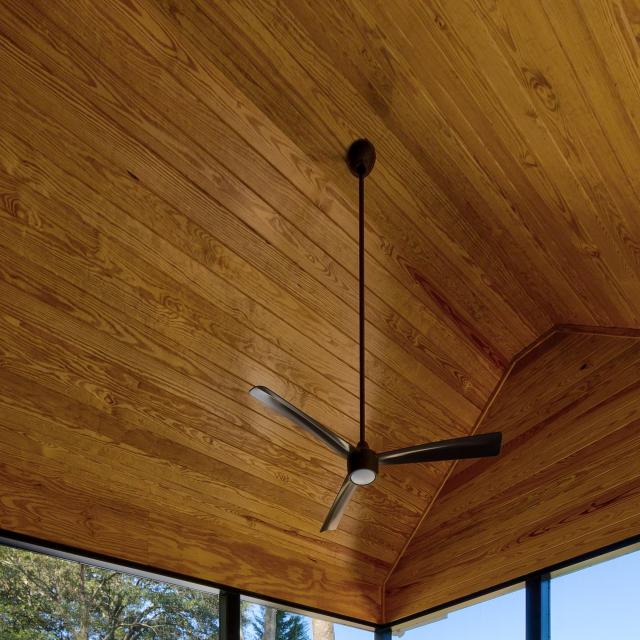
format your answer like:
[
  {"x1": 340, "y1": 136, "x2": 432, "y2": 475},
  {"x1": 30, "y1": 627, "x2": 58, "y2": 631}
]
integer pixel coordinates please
[
  {"x1": 2, "y1": 527, "x2": 640, "y2": 639},
  {"x1": 388, "y1": 531, "x2": 640, "y2": 637}
]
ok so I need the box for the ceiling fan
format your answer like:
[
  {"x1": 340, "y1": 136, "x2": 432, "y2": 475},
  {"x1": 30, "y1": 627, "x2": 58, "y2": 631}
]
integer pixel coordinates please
[{"x1": 250, "y1": 139, "x2": 502, "y2": 532}]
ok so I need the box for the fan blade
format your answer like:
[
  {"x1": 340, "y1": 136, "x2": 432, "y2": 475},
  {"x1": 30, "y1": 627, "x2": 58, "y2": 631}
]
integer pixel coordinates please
[
  {"x1": 379, "y1": 432, "x2": 502, "y2": 465},
  {"x1": 321, "y1": 476, "x2": 357, "y2": 532},
  {"x1": 249, "y1": 386, "x2": 353, "y2": 457}
]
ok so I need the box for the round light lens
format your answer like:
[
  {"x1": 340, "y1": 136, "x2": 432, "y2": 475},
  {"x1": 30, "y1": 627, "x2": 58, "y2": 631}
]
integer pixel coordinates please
[{"x1": 350, "y1": 468, "x2": 376, "y2": 485}]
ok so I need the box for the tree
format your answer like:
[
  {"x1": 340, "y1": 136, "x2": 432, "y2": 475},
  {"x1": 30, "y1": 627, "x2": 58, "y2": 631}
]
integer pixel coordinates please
[
  {"x1": 311, "y1": 618, "x2": 334, "y2": 640},
  {"x1": 0, "y1": 546, "x2": 219, "y2": 639},
  {"x1": 246, "y1": 605, "x2": 309, "y2": 640},
  {"x1": 262, "y1": 607, "x2": 277, "y2": 640}
]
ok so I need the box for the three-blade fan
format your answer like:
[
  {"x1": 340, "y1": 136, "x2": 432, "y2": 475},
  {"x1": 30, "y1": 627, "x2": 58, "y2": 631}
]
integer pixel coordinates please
[
  {"x1": 249, "y1": 139, "x2": 503, "y2": 532},
  {"x1": 249, "y1": 386, "x2": 502, "y2": 531}
]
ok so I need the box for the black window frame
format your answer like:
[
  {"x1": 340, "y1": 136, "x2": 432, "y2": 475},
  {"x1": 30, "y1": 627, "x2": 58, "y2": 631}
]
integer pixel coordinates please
[
  {"x1": 2, "y1": 527, "x2": 640, "y2": 637},
  {"x1": 387, "y1": 531, "x2": 640, "y2": 636}
]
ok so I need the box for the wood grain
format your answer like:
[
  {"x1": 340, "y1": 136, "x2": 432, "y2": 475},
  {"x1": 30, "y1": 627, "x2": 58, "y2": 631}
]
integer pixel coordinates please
[
  {"x1": 2, "y1": 0, "x2": 640, "y2": 624},
  {"x1": 386, "y1": 331, "x2": 640, "y2": 620}
]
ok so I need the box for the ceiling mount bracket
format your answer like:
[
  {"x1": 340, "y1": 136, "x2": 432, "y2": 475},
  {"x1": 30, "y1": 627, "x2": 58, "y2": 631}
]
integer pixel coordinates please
[{"x1": 346, "y1": 138, "x2": 376, "y2": 177}]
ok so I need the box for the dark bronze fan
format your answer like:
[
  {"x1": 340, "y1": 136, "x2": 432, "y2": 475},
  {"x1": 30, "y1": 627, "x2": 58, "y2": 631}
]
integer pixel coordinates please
[{"x1": 250, "y1": 139, "x2": 502, "y2": 532}]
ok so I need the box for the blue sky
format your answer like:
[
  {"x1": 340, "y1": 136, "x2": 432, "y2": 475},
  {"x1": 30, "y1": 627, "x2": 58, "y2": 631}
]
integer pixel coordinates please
[
  {"x1": 7, "y1": 540, "x2": 639, "y2": 639},
  {"x1": 335, "y1": 545, "x2": 640, "y2": 640},
  {"x1": 551, "y1": 546, "x2": 640, "y2": 639},
  {"x1": 335, "y1": 624, "x2": 376, "y2": 640}
]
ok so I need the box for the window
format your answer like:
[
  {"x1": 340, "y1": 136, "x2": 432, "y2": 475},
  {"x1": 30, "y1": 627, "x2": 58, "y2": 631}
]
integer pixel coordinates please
[
  {"x1": 550, "y1": 545, "x2": 640, "y2": 639},
  {"x1": 0, "y1": 544, "x2": 219, "y2": 639},
  {"x1": 241, "y1": 601, "x2": 372, "y2": 640},
  {"x1": 394, "y1": 586, "x2": 525, "y2": 640},
  {"x1": 4, "y1": 535, "x2": 640, "y2": 640},
  {"x1": 0, "y1": 541, "x2": 373, "y2": 640}
]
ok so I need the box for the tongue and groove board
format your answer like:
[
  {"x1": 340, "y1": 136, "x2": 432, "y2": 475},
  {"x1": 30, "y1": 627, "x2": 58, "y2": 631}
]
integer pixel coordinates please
[
  {"x1": 2, "y1": 0, "x2": 640, "y2": 624},
  {"x1": 386, "y1": 329, "x2": 640, "y2": 620}
]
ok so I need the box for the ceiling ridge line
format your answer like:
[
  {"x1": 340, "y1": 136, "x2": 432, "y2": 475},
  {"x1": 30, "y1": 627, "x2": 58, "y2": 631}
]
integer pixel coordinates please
[
  {"x1": 555, "y1": 323, "x2": 640, "y2": 338},
  {"x1": 379, "y1": 323, "x2": 560, "y2": 621},
  {"x1": 380, "y1": 320, "x2": 640, "y2": 621}
]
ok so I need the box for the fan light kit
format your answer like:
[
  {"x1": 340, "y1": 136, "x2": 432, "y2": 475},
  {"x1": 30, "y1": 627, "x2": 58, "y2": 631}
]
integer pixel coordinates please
[{"x1": 250, "y1": 139, "x2": 502, "y2": 532}]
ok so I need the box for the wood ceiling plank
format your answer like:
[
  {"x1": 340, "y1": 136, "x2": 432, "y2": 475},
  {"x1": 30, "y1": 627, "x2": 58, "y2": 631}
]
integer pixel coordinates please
[
  {"x1": 156, "y1": 0, "x2": 534, "y2": 364},
  {"x1": 0, "y1": 17, "x2": 357, "y2": 368},
  {"x1": 386, "y1": 331, "x2": 640, "y2": 619},
  {"x1": 545, "y1": 0, "x2": 640, "y2": 212},
  {"x1": 2, "y1": 0, "x2": 640, "y2": 624},
  {"x1": 0, "y1": 21, "x2": 354, "y2": 376},
  {"x1": 449, "y1": 332, "x2": 640, "y2": 468},
  {"x1": 389, "y1": 475, "x2": 640, "y2": 615},
  {"x1": 449, "y1": 339, "x2": 640, "y2": 493},
  {"x1": 405, "y1": 394, "x2": 640, "y2": 560},
  {"x1": 143, "y1": 510, "x2": 382, "y2": 622},
  {"x1": 141, "y1": 0, "x2": 506, "y2": 390},
  {"x1": 359, "y1": 0, "x2": 613, "y2": 324},
  {"x1": 0, "y1": 121, "x2": 454, "y2": 579},
  {"x1": 0, "y1": 228, "x2": 430, "y2": 537},
  {"x1": 280, "y1": 0, "x2": 565, "y2": 333},
  {"x1": 462, "y1": 0, "x2": 640, "y2": 318},
  {"x1": 0, "y1": 308, "x2": 418, "y2": 549},
  {"x1": 0, "y1": 394, "x2": 396, "y2": 577},
  {"x1": 138, "y1": 0, "x2": 508, "y2": 397},
  {"x1": 0, "y1": 128, "x2": 448, "y2": 503},
  {"x1": 216, "y1": 0, "x2": 640, "y2": 336},
  {"x1": 0, "y1": 0, "x2": 488, "y2": 417},
  {"x1": 468, "y1": 0, "x2": 640, "y2": 319},
  {"x1": 0, "y1": 172, "x2": 357, "y2": 439},
  {"x1": 75, "y1": 0, "x2": 504, "y2": 406},
  {"x1": 0, "y1": 43, "x2": 478, "y2": 482},
  {"x1": 360, "y1": 0, "x2": 640, "y2": 326},
  {"x1": 0, "y1": 166, "x2": 460, "y2": 528},
  {"x1": 0, "y1": 461, "x2": 151, "y2": 560},
  {"x1": 0, "y1": 7, "x2": 481, "y2": 439},
  {"x1": 0, "y1": 429, "x2": 389, "y2": 581},
  {"x1": 0, "y1": 320, "x2": 411, "y2": 564},
  {"x1": 0, "y1": 459, "x2": 382, "y2": 621},
  {"x1": 405, "y1": 416, "x2": 640, "y2": 567}
]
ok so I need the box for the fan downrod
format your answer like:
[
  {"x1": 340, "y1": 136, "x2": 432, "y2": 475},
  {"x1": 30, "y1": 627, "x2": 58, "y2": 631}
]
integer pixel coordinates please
[
  {"x1": 248, "y1": 139, "x2": 503, "y2": 532},
  {"x1": 346, "y1": 139, "x2": 376, "y2": 177}
]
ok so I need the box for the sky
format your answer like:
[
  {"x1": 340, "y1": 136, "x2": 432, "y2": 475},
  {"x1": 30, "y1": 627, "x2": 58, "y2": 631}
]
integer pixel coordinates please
[
  {"x1": 6, "y1": 540, "x2": 640, "y2": 639},
  {"x1": 335, "y1": 546, "x2": 640, "y2": 640},
  {"x1": 550, "y1": 546, "x2": 640, "y2": 640}
]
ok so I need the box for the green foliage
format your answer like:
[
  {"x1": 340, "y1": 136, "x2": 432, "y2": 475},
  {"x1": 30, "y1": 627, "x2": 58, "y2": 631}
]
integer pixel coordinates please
[
  {"x1": 0, "y1": 546, "x2": 220, "y2": 639},
  {"x1": 276, "y1": 611, "x2": 308, "y2": 640},
  {"x1": 246, "y1": 606, "x2": 310, "y2": 640}
]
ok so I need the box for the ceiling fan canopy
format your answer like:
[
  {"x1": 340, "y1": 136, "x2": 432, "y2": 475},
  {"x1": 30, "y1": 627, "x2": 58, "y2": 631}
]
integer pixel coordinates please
[{"x1": 250, "y1": 139, "x2": 503, "y2": 532}]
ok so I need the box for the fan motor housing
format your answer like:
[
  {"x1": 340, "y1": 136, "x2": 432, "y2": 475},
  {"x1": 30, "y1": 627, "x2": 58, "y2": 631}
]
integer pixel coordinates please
[
  {"x1": 348, "y1": 443, "x2": 378, "y2": 485},
  {"x1": 346, "y1": 138, "x2": 376, "y2": 177}
]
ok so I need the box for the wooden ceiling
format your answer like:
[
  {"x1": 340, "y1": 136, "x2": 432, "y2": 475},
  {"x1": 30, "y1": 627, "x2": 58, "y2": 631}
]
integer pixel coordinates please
[
  {"x1": 1, "y1": 0, "x2": 640, "y2": 625},
  {"x1": 387, "y1": 327, "x2": 640, "y2": 620}
]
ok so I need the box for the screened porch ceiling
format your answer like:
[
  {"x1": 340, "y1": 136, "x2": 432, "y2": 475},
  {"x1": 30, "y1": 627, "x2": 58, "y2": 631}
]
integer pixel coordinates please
[{"x1": 1, "y1": 0, "x2": 640, "y2": 624}]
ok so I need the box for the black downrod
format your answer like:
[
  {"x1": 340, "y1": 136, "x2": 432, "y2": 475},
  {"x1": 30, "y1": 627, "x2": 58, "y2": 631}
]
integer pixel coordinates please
[{"x1": 346, "y1": 139, "x2": 376, "y2": 446}]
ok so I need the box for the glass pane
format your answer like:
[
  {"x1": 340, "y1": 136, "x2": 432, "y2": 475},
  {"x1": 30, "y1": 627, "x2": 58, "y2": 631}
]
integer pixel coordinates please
[
  {"x1": 242, "y1": 602, "x2": 372, "y2": 640},
  {"x1": 0, "y1": 544, "x2": 219, "y2": 639},
  {"x1": 551, "y1": 547, "x2": 640, "y2": 639},
  {"x1": 335, "y1": 623, "x2": 373, "y2": 640},
  {"x1": 396, "y1": 587, "x2": 525, "y2": 640},
  {"x1": 243, "y1": 603, "x2": 312, "y2": 640}
]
